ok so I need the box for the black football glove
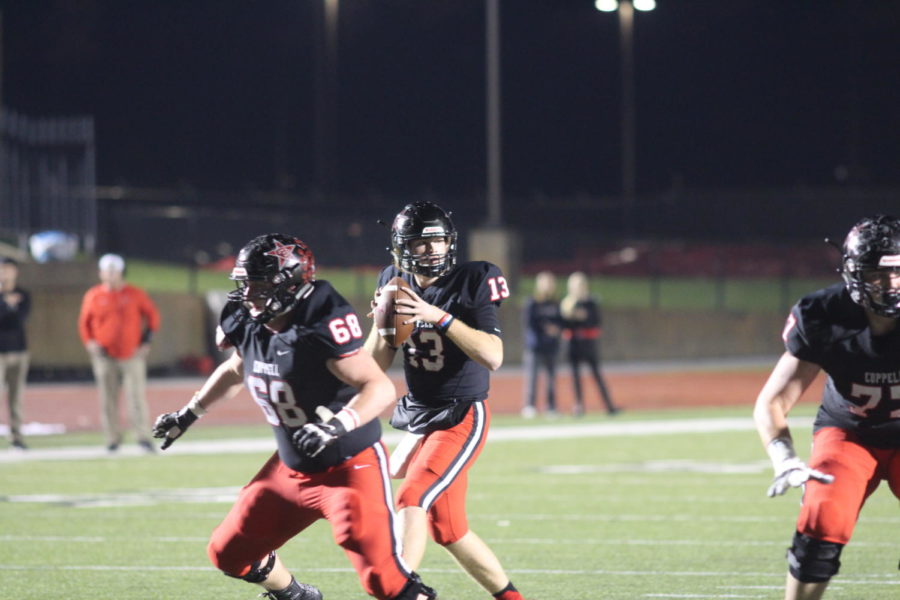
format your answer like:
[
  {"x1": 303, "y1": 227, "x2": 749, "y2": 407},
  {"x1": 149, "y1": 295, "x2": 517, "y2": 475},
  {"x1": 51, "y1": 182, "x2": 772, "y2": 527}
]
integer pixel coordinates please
[
  {"x1": 152, "y1": 406, "x2": 200, "y2": 450},
  {"x1": 293, "y1": 407, "x2": 348, "y2": 458}
]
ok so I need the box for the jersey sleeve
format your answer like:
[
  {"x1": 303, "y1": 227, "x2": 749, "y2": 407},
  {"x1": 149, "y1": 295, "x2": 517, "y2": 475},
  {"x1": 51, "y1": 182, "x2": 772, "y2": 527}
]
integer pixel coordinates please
[
  {"x1": 461, "y1": 262, "x2": 506, "y2": 335},
  {"x1": 308, "y1": 282, "x2": 366, "y2": 358},
  {"x1": 469, "y1": 262, "x2": 509, "y2": 307},
  {"x1": 375, "y1": 265, "x2": 399, "y2": 290},
  {"x1": 218, "y1": 301, "x2": 246, "y2": 349},
  {"x1": 782, "y1": 297, "x2": 825, "y2": 365}
]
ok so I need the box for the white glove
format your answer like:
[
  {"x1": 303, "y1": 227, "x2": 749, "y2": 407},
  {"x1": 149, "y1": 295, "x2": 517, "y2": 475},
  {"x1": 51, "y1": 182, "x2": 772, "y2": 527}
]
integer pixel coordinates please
[{"x1": 766, "y1": 437, "x2": 834, "y2": 497}]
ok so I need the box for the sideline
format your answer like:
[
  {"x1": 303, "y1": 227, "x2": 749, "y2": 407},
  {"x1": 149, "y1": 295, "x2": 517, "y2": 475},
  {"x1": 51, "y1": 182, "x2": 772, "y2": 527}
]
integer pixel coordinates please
[{"x1": 0, "y1": 416, "x2": 812, "y2": 464}]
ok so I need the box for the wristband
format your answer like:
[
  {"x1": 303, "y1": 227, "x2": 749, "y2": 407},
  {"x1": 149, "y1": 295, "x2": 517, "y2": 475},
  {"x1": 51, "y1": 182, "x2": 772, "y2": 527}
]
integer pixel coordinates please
[
  {"x1": 334, "y1": 407, "x2": 361, "y2": 432},
  {"x1": 436, "y1": 312, "x2": 455, "y2": 332},
  {"x1": 766, "y1": 436, "x2": 796, "y2": 469},
  {"x1": 186, "y1": 392, "x2": 208, "y2": 417}
]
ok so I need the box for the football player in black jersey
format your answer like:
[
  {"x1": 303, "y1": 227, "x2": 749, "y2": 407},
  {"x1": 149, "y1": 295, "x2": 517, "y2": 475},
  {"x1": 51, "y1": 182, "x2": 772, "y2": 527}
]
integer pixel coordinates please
[
  {"x1": 364, "y1": 202, "x2": 529, "y2": 600},
  {"x1": 152, "y1": 234, "x2": 437, "y2": 600},
  {"x1": 754, "y1": 214, "x2": 900, "y2": 600}
]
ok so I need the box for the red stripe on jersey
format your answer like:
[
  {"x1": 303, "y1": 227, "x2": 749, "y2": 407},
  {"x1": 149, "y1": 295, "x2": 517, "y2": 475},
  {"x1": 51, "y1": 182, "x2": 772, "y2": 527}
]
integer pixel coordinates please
[{"x1": 781, "y1": 313, "x2": 797, "y2": 344}]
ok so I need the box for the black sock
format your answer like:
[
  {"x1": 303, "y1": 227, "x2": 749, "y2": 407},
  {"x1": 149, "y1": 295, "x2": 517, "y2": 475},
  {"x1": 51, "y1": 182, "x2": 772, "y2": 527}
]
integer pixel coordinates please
[{"x1": 493, "y1": 581, "x2": 517, "y2": 597}]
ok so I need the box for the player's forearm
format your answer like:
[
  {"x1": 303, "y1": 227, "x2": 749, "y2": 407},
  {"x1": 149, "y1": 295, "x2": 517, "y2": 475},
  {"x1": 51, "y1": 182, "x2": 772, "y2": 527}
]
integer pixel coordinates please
[
  {"x1": 445, "y1": 320, "x2": 503, "y2": 371},
  {"x1": 753, "y1": 353, "x2": 817, "y2": 447},
  {"x1": 192, "y1": 353, "x2": 245, "y2": 412},
  {"x1": 364, "y1": 326, "x2": 396, "y2": 371},
  {"x1": 753, "y1": 394, "x2": 792, "y2": 447},
  {"x1": 344, "y1": 375, "x2": 396, "y2": 425}
]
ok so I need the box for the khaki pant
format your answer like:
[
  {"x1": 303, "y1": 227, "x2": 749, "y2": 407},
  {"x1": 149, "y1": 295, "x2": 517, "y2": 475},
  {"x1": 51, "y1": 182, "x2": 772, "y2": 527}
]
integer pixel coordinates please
[
  {"x1": 90, "y1": 353, "x2": 150, "y2": 446},
  {"x1": 0, "y1": 351, "x2": 29, "y2": 444}
]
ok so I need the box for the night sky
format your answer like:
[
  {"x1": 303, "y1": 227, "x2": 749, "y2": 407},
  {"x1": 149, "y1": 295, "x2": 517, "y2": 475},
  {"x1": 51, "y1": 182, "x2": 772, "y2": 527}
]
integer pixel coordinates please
[{"x1": 4, "y1": 1, "x2": 899, "y2": 198}]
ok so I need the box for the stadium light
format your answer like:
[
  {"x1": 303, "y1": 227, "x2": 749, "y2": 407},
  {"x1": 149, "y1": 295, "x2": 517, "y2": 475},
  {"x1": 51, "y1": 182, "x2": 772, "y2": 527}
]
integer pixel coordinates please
[{"x1": 595, "y1": 0, "x2": 656, "y2": 11}]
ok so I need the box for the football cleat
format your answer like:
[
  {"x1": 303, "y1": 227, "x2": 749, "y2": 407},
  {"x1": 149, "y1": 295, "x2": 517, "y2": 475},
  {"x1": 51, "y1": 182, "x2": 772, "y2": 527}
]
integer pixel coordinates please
[{"x1": 258, "y1": 580, "x2": 322, "y2": 600}]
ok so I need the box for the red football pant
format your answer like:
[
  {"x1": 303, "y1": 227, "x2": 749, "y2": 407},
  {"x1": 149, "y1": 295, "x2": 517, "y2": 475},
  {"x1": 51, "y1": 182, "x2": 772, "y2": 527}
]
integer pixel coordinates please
[
  {"x1": 207, "y1": 444, "x2": 411, "y2": 599},
  {"x1": 799, "y1": 426, "x2": 900, "y2": 544},
  {"x1": 395, "y1": 401, "x2": 490, "y2": 545}
]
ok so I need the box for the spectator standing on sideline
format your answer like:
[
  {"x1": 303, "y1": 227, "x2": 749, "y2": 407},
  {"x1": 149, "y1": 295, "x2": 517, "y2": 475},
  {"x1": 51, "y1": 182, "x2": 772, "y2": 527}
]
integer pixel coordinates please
[
  {"x1": 521, "y1": 270, "x2": 562, "y2": 418},
  {"x1": 754, "y1": 214, "x2": 900, "y2": 600},
  {"x1": 364, "y1": 201, "x2": 530, "y2": 600},
  {"x1": 560, "y1": 271, "x2": 619, "y2": 416},
  {"x1": 78, "y1": 253, "x2": 160, "y2": 453},
  {"x1": 0, "y1": 258, "x2": 31, "y2": 450},
  {"x1": 153, "y1": 233, "x2": 437, "y2": 600}
]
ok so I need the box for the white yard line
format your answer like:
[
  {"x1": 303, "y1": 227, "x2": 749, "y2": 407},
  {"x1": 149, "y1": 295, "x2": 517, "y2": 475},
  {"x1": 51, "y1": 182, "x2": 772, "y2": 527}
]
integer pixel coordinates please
[{"x1": 0, "y1": 417, "x2": 813, "y2": 464}]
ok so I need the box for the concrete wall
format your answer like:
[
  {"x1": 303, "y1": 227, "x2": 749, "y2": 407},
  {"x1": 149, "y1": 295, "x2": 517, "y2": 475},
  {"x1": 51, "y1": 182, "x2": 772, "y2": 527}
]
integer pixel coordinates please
[
  {"x1": 26, "y1": 289, "x2": 208, "y2": 369},
  {"x1": 599, "y1": 308, "x2": 785, "y2": 361},
  {"x1": 21, "y1": 285, "x2": 786, "y2": 371},
  {"x1": 495, "y1": 302, "x2": 785, "y2": 364}
]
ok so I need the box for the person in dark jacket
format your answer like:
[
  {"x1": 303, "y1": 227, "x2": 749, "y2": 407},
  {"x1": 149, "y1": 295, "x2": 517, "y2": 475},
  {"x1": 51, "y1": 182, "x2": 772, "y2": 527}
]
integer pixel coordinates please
[
  {"x1": 561, "y1": 271, "x2": 619, "y2": 416},
  {"x1": 521, "y1": 271, "x2": 562, "y2": 418},
  {"x1": 0, "y1": 258, "x2": 31, "y2": 450}
]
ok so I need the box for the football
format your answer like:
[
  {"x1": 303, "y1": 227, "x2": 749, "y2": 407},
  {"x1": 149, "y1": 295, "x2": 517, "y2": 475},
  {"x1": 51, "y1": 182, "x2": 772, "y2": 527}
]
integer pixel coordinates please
[{"x1": 375, "y1": 276, "x2": 415, "y2": 348}]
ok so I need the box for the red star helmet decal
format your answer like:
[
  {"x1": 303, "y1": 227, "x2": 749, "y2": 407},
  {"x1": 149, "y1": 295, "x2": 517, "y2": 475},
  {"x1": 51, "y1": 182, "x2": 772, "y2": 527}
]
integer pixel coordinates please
[{"x1": 265, "y1": 239, "x2": 297, "y2": 269}]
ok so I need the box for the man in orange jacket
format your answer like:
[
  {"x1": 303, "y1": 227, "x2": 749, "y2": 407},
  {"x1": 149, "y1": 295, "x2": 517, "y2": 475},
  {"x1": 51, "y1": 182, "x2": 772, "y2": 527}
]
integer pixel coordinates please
[{"x1": 78, "y1": 253, "x2": 161, "y2": 452}]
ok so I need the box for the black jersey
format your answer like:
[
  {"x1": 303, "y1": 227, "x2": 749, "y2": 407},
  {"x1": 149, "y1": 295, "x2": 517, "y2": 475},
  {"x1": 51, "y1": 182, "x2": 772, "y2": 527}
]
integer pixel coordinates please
[
  {"x1": 784, "y1": 283, "x2": 900, "y2": 448},
  {"x1": 219, "y1": 280, "x2": 380, "y2": 471},
  {"x1": 523, "y1": 298, "x2": 561, "y2": 354},
  {"x1": 376, "y1": 262, "x2": 508, "y2": 433}
]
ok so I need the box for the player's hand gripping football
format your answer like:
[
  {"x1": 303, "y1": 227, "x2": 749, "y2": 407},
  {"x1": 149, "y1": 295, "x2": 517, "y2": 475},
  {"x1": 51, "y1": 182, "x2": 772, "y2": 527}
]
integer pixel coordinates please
[
  {"x1": 152, "y1": 396, "x2": 205, "y2": 450},
  {"x1": 293, "y1": 406, "x2": 353, "y2": 458},
  {"x1": 765, "y1": 437, "x2": 834, "y2": 497},
  {"x1": 393, "y1": 286, "x2": 443, "y2": 326}
]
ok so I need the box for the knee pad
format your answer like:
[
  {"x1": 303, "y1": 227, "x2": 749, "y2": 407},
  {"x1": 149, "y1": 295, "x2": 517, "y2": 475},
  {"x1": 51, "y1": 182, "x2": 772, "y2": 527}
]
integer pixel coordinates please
[
  {"x1": 223, "y1": 550, "x2": 277, "y2": 583},
  {"x1": 787, "y1": 532, "x2": 843, "y2": 583},
  {"x1": 392, "y1": 572, "x2": 437, "y2": 600}
]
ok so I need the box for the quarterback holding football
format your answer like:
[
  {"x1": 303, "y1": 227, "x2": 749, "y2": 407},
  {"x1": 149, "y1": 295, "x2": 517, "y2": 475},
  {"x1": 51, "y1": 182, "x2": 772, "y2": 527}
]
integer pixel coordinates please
[{"x1": 364, "y1": 201, "x2": 530, "y2": 600}]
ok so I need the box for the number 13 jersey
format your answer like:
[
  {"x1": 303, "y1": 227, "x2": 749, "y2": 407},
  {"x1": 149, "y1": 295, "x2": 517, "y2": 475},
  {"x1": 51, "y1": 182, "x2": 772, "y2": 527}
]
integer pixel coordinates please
[{"x1": 376, "y1": 261, "x2": 508, "y2": 423}]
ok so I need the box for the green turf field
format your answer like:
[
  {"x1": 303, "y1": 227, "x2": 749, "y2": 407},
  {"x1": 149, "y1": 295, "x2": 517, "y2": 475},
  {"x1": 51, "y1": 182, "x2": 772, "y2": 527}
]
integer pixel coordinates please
[{"x1": 3, "y1": 405, "x2": 898, "y2": 599}]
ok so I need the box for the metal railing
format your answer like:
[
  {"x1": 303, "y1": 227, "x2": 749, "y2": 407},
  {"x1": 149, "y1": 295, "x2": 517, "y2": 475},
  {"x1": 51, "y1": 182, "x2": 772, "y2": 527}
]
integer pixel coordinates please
[{"x1": 0, "y1": 108, "x2": 96, "y2": 253}]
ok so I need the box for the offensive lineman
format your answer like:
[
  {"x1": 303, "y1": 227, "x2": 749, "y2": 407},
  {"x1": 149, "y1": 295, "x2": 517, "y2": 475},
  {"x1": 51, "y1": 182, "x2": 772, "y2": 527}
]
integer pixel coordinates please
[
  {"x1": 754, "y1": 214, "x2": 900, "y2": 599},
  {"x1": 152, "y1": 234, "x2": 436, "y2": 600},
  {"x1": 364, "y1": 201, "x2": 530, "y2": 600}
]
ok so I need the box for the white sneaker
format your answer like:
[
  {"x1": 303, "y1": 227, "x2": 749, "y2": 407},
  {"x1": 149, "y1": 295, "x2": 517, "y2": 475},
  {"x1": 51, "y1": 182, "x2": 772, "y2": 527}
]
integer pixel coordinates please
[{"x1": 520, "y1": 406, "x2": 536, "y2": 419}]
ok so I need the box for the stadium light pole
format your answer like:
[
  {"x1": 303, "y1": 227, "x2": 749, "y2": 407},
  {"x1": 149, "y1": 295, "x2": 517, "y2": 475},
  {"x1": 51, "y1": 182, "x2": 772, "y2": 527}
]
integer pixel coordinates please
[
  {"x1": 314, "y1": 0, "x2": 339, "y2": 198},
  {"x1": 485, "y1": 0, "x2": 502, "y2": 226},
  {"x1": 594, "y1": 0, "x2": 655, "y2": 235}
]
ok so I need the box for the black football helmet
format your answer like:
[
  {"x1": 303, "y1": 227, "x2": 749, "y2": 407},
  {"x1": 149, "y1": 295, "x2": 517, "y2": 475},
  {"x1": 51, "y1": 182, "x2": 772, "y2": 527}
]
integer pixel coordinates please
[
  {"x1": 227, "y1": 233, "x2": 316, "y2": 323},
  {"x1": 841, "y1": 214, "x2": 900, "y2": 318},
  {"x1": 390, "y1": 201, "x2": 458, "y2": 277}
]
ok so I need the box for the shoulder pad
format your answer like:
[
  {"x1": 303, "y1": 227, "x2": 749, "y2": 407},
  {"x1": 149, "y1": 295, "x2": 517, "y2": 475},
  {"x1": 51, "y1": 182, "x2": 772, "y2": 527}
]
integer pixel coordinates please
[
  {"x1": 784, "y1": 284, "x2": 863, "y2": 358},
  {"x1": 456, "y1": 261, "x2": 509, "y2": 307},
  {"x1": 376, "y1": 265, "x2": 403, "y2": 288},
  {"x1": 218, "y1": 301, "x2": 247, "y2": 350}
]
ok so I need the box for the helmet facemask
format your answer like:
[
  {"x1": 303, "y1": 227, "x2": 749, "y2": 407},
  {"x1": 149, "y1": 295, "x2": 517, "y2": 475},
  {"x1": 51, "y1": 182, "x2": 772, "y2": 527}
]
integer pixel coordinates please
[
  {"x1": 396, "y1": 232, "x2": 458, "y2": 277},
  {"x1": 841, "y1": 215, "x2": 900, "y2": 318},
  {"x1": 227, "y1": 234, "x2": 316, "y2": 323}
]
